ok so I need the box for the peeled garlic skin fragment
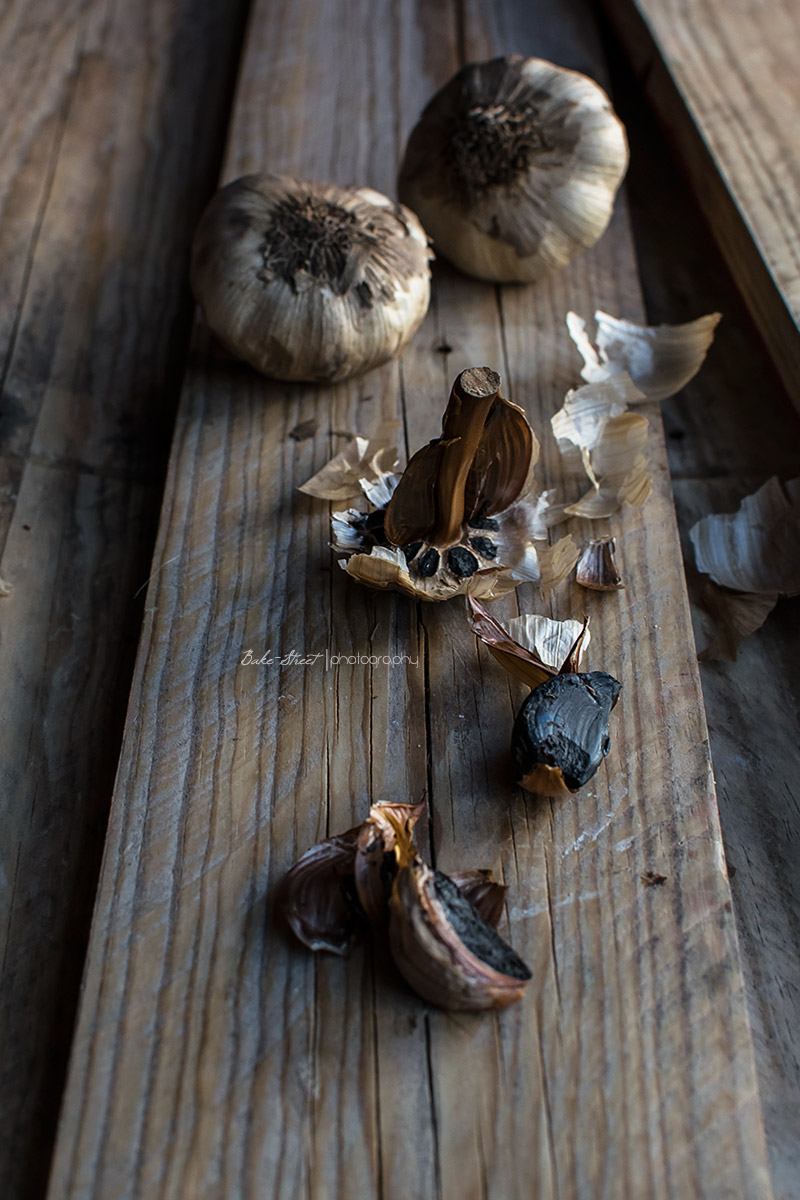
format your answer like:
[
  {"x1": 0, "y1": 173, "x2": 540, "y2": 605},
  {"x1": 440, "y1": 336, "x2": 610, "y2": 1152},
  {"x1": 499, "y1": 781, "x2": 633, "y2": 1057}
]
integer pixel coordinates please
[{"x1": 513, "y1": 671, "x2": 621, "y2": 794}]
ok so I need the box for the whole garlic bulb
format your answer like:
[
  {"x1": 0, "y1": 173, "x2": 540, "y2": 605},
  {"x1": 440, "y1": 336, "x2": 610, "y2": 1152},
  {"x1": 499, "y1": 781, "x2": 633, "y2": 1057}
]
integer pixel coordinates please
[
  {"x1": 398, "y1": 55, "x2": 628, "y2": 283},
  {"x1": 191, "y1": 175, "x2": 432, "y2": 383}
]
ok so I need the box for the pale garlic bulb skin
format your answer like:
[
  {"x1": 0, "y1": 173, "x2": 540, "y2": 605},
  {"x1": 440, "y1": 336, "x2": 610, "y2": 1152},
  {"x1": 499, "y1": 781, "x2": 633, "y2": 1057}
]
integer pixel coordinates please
[
  {"x1": 191, "y1": 175, "x2": 432, "y2": 383},
  {"x1": 398, "y1": 55, "x2": 629, "y2": 284}
]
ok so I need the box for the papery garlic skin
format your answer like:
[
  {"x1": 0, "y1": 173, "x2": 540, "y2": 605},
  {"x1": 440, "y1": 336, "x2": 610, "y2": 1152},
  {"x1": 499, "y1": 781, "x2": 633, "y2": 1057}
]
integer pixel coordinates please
[
  {"x1": 567, "y1": 310, "x2": 721, "y2": 403},
  {"x1": 191, "y1": 175, "x2": 432, "y2": 383},
  {"x1": 398, "y1": 56, "x2": 628, "y2": 283}
]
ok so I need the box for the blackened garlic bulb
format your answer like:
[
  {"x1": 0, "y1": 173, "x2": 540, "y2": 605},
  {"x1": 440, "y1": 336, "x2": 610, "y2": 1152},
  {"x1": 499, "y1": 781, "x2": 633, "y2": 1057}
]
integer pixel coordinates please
[
  {"x1": 191, "y1": 175, "x2": 432, "y2": 382},
  {"x1": 398, "y1": 55, "x2": 628, "y2": 283}
]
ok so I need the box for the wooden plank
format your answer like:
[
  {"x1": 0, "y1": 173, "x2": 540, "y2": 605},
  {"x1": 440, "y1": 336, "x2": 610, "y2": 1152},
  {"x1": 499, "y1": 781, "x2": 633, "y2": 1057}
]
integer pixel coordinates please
[
  {"x1": 46, "y1": 1, "x2": 772, "y2": 1198},
  {"x1": 0, "y1": 2, "x2": 249, "y2": 1197},
  {"x1": 607, "y1": 43, "x2": 800, "y2": 1195},
  {"x1": 600, "y1": 0, "x2": 800, "y2": 407}
]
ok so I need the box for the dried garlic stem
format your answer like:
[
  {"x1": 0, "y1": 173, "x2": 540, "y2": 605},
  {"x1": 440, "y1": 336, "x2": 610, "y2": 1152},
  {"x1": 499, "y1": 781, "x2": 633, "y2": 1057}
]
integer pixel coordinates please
[{"x1": 431, "y1": 367, "x2": 501, "y2": 546}]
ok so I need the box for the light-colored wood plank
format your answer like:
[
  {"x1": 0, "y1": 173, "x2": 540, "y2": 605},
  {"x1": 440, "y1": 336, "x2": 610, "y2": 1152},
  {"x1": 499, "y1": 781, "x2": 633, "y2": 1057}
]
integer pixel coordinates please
[
  {"x1": 0, "y1": 1, "x2": 249, "y2": 1196},
  {"x1": 601, "y1": 0, "x2": 800, "y2": 406},
  {"x1": 47, "y1": 1, "x2": 772, "y2": 1197}
]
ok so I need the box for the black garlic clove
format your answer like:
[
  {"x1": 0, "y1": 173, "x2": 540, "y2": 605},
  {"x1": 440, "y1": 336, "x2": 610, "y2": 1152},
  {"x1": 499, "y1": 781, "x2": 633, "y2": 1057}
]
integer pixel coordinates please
[{"x1": 512, "y1": 671, "x2": 621, "y2": 794}]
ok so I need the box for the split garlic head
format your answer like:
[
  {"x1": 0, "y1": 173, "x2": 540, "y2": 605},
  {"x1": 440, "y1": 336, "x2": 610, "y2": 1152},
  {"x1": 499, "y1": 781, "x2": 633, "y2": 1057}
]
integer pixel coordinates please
[
  {"x1": 398, "y1": 55, "x2": 628, "y2": 283},
  {"x1": 303, "y1": 367, "x2": 579, "y2": 601},
  {"x1": 191, "y1": 175, "x2": 432, "y2": 383}
]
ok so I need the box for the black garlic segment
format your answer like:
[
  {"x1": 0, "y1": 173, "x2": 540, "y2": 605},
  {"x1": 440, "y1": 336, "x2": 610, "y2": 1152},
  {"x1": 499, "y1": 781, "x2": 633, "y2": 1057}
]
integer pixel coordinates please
[
  {"x1": 388, "y1": 823, "x2": 531, "y2": 1011},
  {"x1": 512, "y1": 671, "x2": 621, "y2": 795}
]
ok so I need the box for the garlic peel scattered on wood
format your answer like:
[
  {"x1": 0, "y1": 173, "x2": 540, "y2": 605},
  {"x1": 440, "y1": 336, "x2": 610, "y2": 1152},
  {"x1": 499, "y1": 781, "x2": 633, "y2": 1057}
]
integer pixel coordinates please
[
  {"x1": 689, "y1": 476, "x2": 800, "y2": 658},
  {"x1": 191, "y1": 175, "x2": 432, "y2": 383},
  {"x1": 551, "y1": 374, "x2": 651, "y2": 518},
  {"x1": 299, "y1": 422, "x2": 401, "y2": 502},
  {"x1": 467, "y1": 593, "x2": 589, "y2": 689},
  {"x1": 398, "y1": 55, "x2": 628, "y2": 283},
  {"x1": 567, "y1": 309, "x2": 721, "y2": 402},
  {"x1": 690, "y1": 476, "x2": 800, "y2": 594}
]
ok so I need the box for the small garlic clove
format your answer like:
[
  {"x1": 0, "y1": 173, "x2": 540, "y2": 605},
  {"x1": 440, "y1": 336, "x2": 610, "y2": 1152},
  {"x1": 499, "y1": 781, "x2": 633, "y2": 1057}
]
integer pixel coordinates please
[
  {"x1": 398, "y1": 55, "x2": 628, "y2": 283},
  {"x1": 449, "y1": 868, "x2": 507, "y2": 929},
  {"x1": 512, "y1": 672, "x2": 621, "y2": 794},
  {"x1": 354, "y1": 800, "x2": 426, "y2": 926},
  {"x1": 191, "y1": 175, "x2": 432, "y2": 383},
  {"x1": 277, "y1": 827, "x2": 361, "y2": 955},
  {"x1": 576, "y1": 537, "x2": 625, "y2": 590},
  {"x1": 567, "y1": 310, "x2": 721, "y2": 403},
  {"x1": 389, "y1": 829, "x2": 531, "y2": 1011}
]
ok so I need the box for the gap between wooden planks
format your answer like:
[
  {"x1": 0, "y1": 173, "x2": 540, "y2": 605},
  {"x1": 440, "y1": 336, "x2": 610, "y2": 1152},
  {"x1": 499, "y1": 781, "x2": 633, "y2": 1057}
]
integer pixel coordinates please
[
  {"x1": 46, "y1": 1, "x2": 772, "y2": 1198},
  {"x1": 600, "y1": 0, "x2": 800, "y2": 409}
]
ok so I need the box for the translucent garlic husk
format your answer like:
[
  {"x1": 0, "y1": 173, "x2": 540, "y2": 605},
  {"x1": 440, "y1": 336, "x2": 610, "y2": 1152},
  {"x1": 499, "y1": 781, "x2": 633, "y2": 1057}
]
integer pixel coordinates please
[
  {"x1": 689, "y1": 475, "x2": 800, "y2": 658},
  {"x1": 398, "y1": 55, "x2": 628, "y2": 283},
  {"x1": 567, "y1": 309, "x2": 721, "y2": 402},
  {"x1": 191, "y1": 174, "x2": 432, "y2": 383}
]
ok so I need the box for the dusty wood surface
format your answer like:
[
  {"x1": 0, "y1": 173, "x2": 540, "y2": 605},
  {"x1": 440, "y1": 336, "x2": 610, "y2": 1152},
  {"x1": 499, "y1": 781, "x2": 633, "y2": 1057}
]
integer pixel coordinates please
[
  {"x1": 601, "y1": 0, "x2": 800, "y2": 407},
  {"x1": 0, "y1": 1, "x2": 249, "y2": 1197},
  {"x1": 604, "y1": 34, "x2": 800, "y2": 1193},
  {"x1": 44, "y1": 1, "x2": 772, "y2": 1198}
]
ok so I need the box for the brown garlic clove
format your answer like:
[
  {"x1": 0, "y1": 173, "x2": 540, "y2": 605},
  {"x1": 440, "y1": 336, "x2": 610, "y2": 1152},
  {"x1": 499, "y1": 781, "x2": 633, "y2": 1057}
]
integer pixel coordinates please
[
  {"x1": 398, "y1": 55, "x2": 628, "y2": 283},
  {"x1": 388, "y1": 821, "x2": 531, "y2": 1011},
  {"x1": 576, "y1": 537, "x2": 625, "y2": 591},
  {"x1": 354, "y1": 800, "x2": 426, "y2": 926},
  {"x1": 277, "y1": 826, "x2": 361, "y2": 955},
  {"x1": 191, "y1": 175, "x2": 431, "y2": 383}
]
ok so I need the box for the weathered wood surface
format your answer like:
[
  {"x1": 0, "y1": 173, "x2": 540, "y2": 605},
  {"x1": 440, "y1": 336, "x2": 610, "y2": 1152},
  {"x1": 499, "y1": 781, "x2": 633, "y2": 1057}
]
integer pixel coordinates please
[
  {"x1": 601, "y1": 0, "x2": 800, "y2": 407},
  {"x1": 607, "y1": 42, "x2": 800, "y2": 1194},
  {"x1": 0, "y1": 1, "x2": 249, "y2": 1197},
  {"x1": 45, "y1": 1, "x2": 772, "y2": 1198}
]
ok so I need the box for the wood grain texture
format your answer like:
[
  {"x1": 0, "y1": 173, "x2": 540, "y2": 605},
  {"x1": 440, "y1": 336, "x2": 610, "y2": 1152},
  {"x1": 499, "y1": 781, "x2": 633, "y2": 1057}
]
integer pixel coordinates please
[
  {"x1": 0, "y1": 1, "x2": 249, "y2": 1197},
  {"x1": 600, "y1": 0, "x2": 800, "y2": 407},
  {"x1": 46, "y1": 1, "x2": 772, "y2": 1198},
  {"x1": 606, "y1": 40, "x2": 800, "y2": 1193}
]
